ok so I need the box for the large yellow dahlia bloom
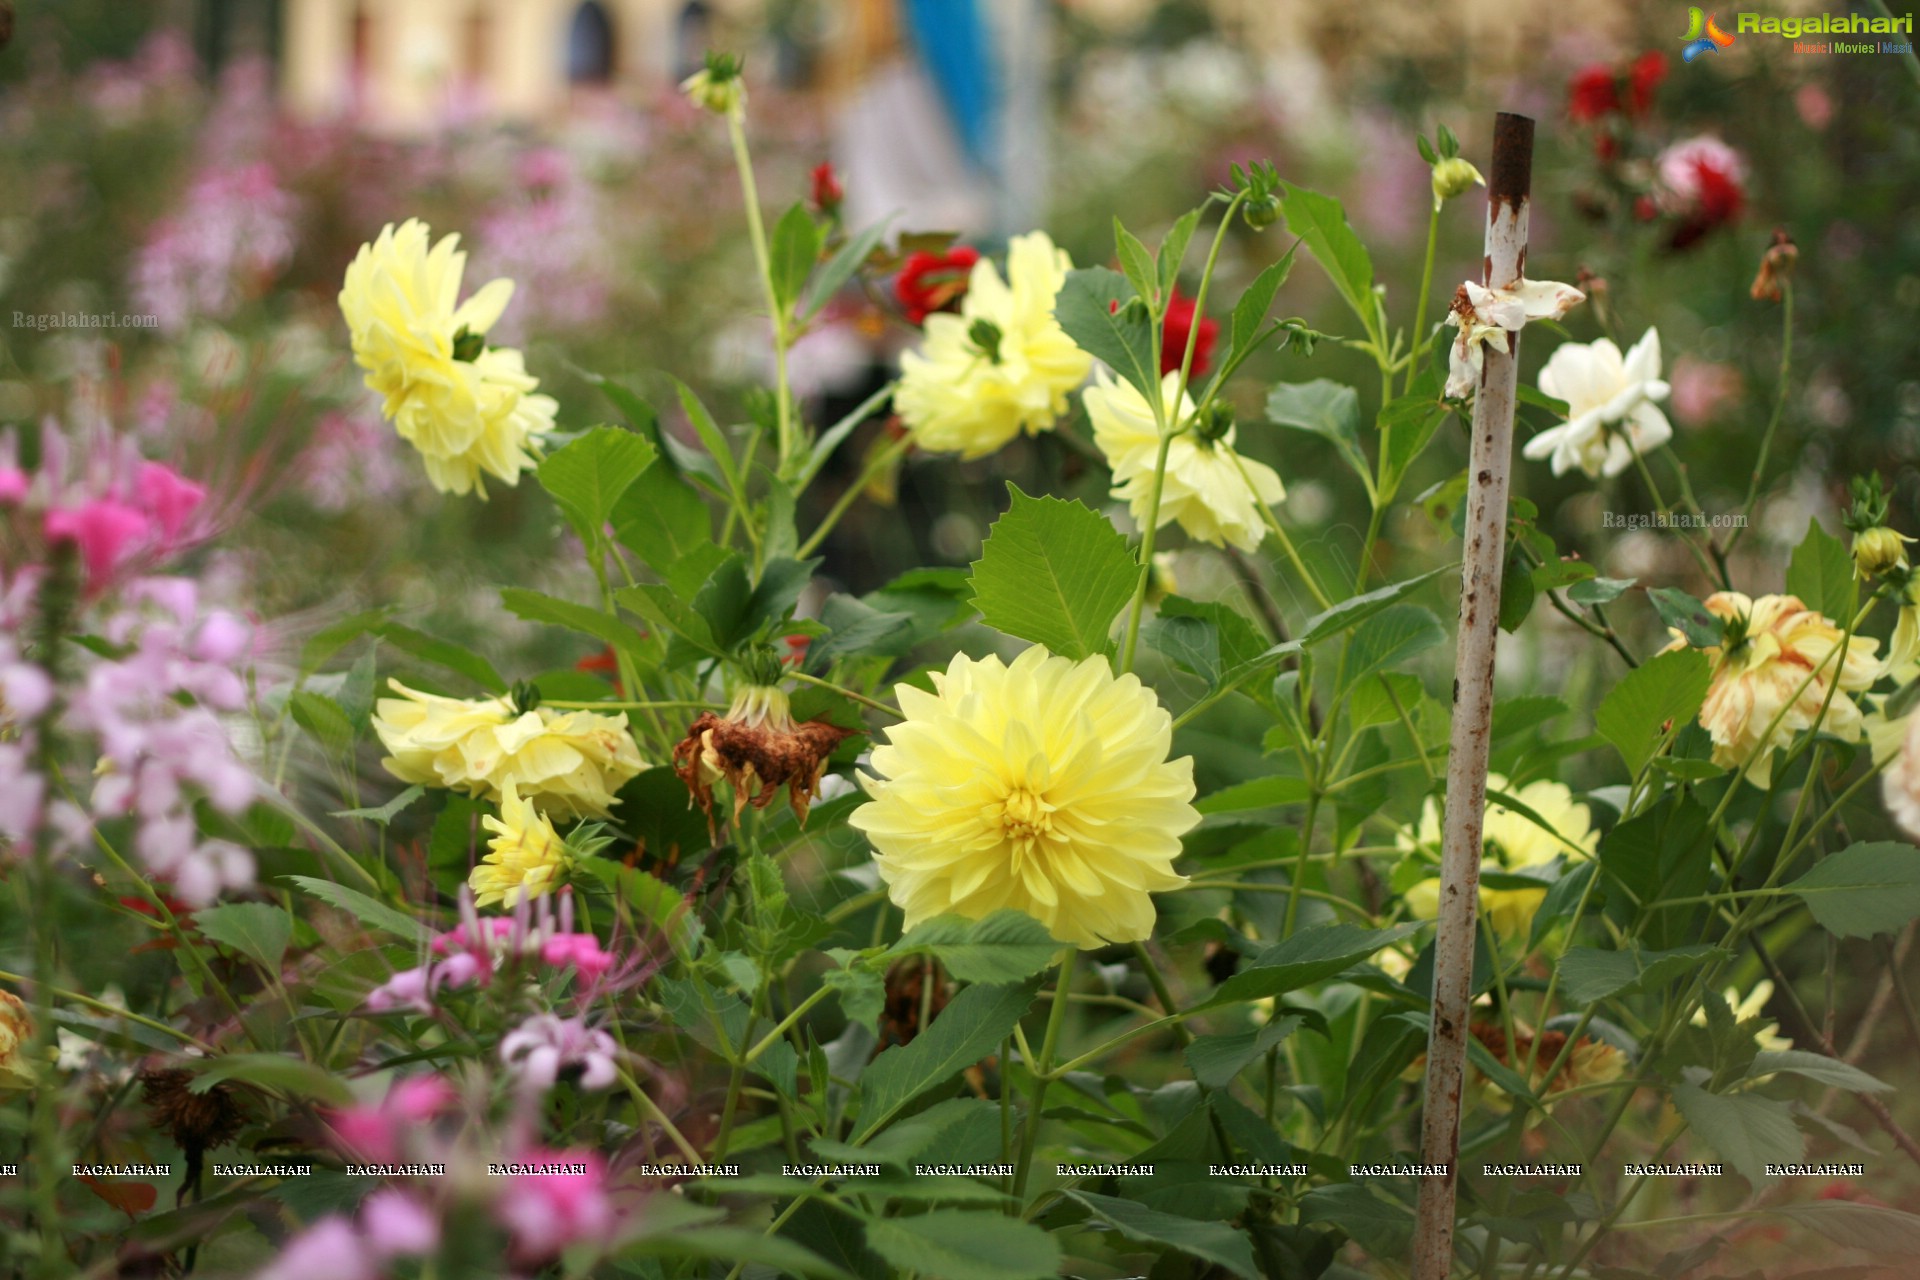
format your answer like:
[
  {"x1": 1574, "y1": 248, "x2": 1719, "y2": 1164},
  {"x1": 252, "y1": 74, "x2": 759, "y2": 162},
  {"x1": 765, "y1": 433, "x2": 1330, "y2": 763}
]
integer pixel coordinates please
[
  {"x1": 339, "y1": 219, "x2": 558, "y2": 497},
  {"x1": 473, "y1": 785, "x2": 571, "y2": 909},
  {"x1": 1086, "y1": 368, "x2": 1285, "y2": 554},
  {"x1": 1664, "y1": 592, "x2": 1878, "y2": 787},
  {"x1": 371, "y1": 680, "x2": 644, "y2": 820},
  {"x1": 894, "y1": 232, "x2": 1092, "y2": 459},
  {"x1": 1400, "y1": 775, "x2": 1599, "y2": 942},
  {"x1": 849, "y1": 646, "x2": 1197, "y2": 948}
]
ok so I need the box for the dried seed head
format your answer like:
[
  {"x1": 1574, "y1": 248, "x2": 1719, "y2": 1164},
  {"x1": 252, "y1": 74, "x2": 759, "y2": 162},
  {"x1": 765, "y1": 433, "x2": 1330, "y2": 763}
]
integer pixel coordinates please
[
  {"x1": 141, "y1": 1067, "x2": 246, "y2": 1162},
  {"x1": 671, "y1": 689, "x2": 855, "y2": 834}
]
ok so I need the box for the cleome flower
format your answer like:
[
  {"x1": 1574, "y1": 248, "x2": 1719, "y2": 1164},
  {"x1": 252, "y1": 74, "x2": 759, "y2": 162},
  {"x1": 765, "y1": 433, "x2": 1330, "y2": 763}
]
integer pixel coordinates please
[
  {"x1": 671, "y1": 679, "x2": 855, "y2": 831},
  {"x1": 472, "y1": 785, "x2": 573, "y2": 910},
  {"x1": 1522, "y1": 328, "x2": 1673, "y2": 478},
  {"x1": 849, "y1": 645, "x2": 1198, "y2": 949},
  {"x1": 1444, "y1": 277, "x2": 1585, "y2": 400},
  {"x1": 1664, "y1": 592, "x2": 1880, "y2": 787},
  {"x1": 895, "y1": 232, "x2": 1093, "y2": 459},
  {"x1": 1868, "y1": 703, "x2": 1920, "y2": 840},
  {"x1": 1086, "y1": 369, "x2": 1284, "y2": 555},
  {"x1": 339, "y1": 219, "x2": 559, "y2": 498},
  {"x1": 1399, "y1": 774, "x2": 1600, "y2": 943},
  {"x1": 371, "y1": 680, "x2": 644, "y2": 821}
]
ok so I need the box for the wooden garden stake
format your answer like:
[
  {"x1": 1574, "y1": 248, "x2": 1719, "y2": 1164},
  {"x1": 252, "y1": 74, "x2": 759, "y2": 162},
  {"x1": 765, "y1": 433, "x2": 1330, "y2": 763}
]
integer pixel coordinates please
[{"x1": 1410, "y1": 111, "x2": 1535, "y2": 1280}]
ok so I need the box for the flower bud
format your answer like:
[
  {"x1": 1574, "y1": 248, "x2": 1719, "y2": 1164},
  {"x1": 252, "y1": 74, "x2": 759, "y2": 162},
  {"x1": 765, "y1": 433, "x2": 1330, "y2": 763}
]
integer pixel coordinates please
[
  {"x1": 967, "y1": 318, "x2": 1004, "y2": 364},
  {"x1": 1243, "y1": 195, "x2": 1281, "y2": 230},
  {"x1": 1431, "y1": 157, "x2": 1486, "y2": 209},
  {"x1": 1853, "y1": 526, "x2": 1914, "y2": 580},
  {"x1": 681, "y1": 53, "x2": 746, "y2": 117},
  {"x1": 1750, "y1": 227, "x2": 1798, "y2": 303},
  {"x1": 1193, "y1": 400, "x2": 1236, "y2": 444},
  {"x1": 810, "y1": 162, "x2": 843, "y2": 216}
]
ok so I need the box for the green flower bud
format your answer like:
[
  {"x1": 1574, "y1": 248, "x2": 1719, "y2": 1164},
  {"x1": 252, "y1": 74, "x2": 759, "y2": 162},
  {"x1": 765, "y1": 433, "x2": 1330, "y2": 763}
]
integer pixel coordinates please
[
  {"x1": 1853, "y1": 526, "x2": 1915, "y2": 580},
  {"x1": 681, "y1": 52, "x2": 746, "y2": 116},
  {"x1": 968, "y1": 318, "x2": 1004, "y2": 364},
  {"x1": 1194, "y1": 400, "x2": 1236, "y2": 444},
  {"x1": 1243, "y1": 195, "x2": 1282, "y2": 231},
  {"x1": 1431, "y1": 157, "x2": 1486, "y2": 209}
]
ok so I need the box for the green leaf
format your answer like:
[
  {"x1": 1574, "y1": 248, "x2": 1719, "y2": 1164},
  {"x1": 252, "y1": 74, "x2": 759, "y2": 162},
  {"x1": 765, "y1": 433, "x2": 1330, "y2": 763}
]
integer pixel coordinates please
[
  {"x1": 537, "y1": 426, "x2": 656, "y2": 542},
  {"x1": 285, "y1": 875, "x2": 430, "y2": 942},
  {"x1": 865, "y1": 1211, "x2": 1060, "y2": 1280},
  {"x1": 857, "y1": 979, "x2": 1037, "y2": 1139},
  {"x1": 1279, "y1": 184, "x2": 1377, "y2": 333},
  {"x1": 811, "y1": 594, "x2": 913, "y2": 666},
  {"x1": 888, "y1": 910, "x2": 1059, "y2": 986},
  {"x1": 1202, "y1": 923, "x2": 1421, "y2": 1010},
  {"x1": 1786, "y1": 518, "x2": 1856, "y2": 621},
  {"x1": 611, "y1": 462, "x2": 714, "y2": 580},
  {"x1": 968, "y1": 485, "x2": 1138, "y2": 660},
  {"x1": 625, "y1": 1223, "x2": 855, "y2": 1280},
  {"x1": 1142, "y1": 597, "x2": 1268, "y2": 690},
  {"x1": 1672, "y1": 1081, "x2": 1803, "y2": 1185},
  {"x1": 1184, "y1": 1016, "x2": 1302, "y2": 1089},
  {"x1": 801, "y1": 216, "x2": 893, "y2": 323},
  {"x1": 1498, "y1": 550, "x2": 1537, "y2": 633},
  {"x1": 1556, "y1": 944, "x2": 1730, "y2": 1006},
  {"x1": 1054, "y1": 267, "x2": 1158, "y2": 401},
  {"x1": 823, "y1": 966, "x2": 885, "y2": 1029},
  {"x1": 616, "y1": 583, "x2": 721, "y2": 661},
  {"x1": 1378, "y1": 389, "x2": 1450, "y2": 499},
  {"x1": 1750, "y1": 1049, "x2": 1891, "y2": 1093},
  {"x1": 1265, "y1": 379, "x2": 1370, "y2": 489},
  {"x1": 1787, "y1": 841, "x2": 1920, "y2": 937},
  {"x1": 770, "y1": 202, "x2": 824, "y2": 312},
  {"x1": 1197, "y1": 775, "x2": 1311, "y2": 813},
  {"x1": 331, "y1": 785, "x2": 425, "y2": 828},
  {"x1": 1298, "y1": 1183, "x2": 1415, "y2": 1257},
  {"x1": 374, "y1": 622, "x2": 505, "y2": 692},
  {"x1": 1343, "y1": 605, "x2": 1444, "y2": 690},
  {"x1": 501, "y1": 588, "x2": 640, "y2": 655},
  {"x1": 1593, "y1": 648, "x2": 1711, "y2": 778},
  {"x1": 1649, "y1": 587, "x2": 1720, "y2": 649},
  {"x1": 289, "y1": 691, "x2": 354, "y2": 757},
  {"x1": 1776, "y1": 1201, "x2": 1920, "y2": 1257},
  {"x1": 691, "y1": 555, "x2": 818, "y2": 653},
  {"x1": 1114, "y1": 217, "x2": 1158, "y2": 302},
  {"x1": 1568, "y1": 575, "x2": 1636, "y2": 605},
  {"x1": 1157, "y1": 207, "x2": 1204, "y2": 297},
  {"x1": 1299, "y1": 566, "x2": 1449, "y2": 645},
  {"x1": 1229, "y1": 253, "x2": 1295, "y2": 360},
  {"x1": 671, "y1": 379, "x2": 744, "y2": 500},
  {"x1": 194, "y1": 903, "x2": 291, "y2": 974},
  {"x1": 190, "y1": 1053, "x2": 352, "y2": 1106},
  {"x1": 1066, "y1": 1191, "x2": 1258, "y2": 1280},
  {"x1": 1600, "y1": 794, "x2": 1716, "y2": 950}
]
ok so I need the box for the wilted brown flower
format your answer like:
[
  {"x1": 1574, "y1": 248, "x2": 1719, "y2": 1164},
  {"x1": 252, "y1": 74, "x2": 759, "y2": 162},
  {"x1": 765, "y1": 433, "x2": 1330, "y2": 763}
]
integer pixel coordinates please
[
  {"x1": 1470, "y1": 1022, "x2": 1627, "y2": 1101},
  {"x1": 672, "y1": 682, "x2": 854, "y2": 832},
  {"x1": 141, "y1": 1067, "x2": 246, "y2": 1176},
  {"x1": 878, "y1": 956, "x2": 951, "y2": 1049},
  {"x1": 1750, "y1": 227, "x2": 1798, "y2": 302}
]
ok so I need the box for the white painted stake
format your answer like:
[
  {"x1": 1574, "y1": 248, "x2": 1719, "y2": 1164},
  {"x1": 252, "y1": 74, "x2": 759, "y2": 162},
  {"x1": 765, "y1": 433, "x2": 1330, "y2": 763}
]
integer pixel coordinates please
[{"x1": 1410, "y1": 111, "x2": 1535, "y2": 1280}]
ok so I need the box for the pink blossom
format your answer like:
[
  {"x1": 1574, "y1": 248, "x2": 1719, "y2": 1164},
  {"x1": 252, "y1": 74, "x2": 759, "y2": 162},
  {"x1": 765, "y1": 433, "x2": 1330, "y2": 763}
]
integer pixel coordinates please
[
  {"x1": 0, "y1": 744, "x2": 46, "y2": 841},
  {"x1": 500, "y1": 1014, "x2": 620, "y2": 1091},
  {"x1": 0, "y1": 469, "x2": 27, "y2": 504},
  {"x1": 135, "y1": 462, "x2": 206, "y2": 546},
  {"x1": 1668, "y1": 356, "x2": 1743, "y2": 426},
  {"x1": 253, "y1": 1217, "x2": 376, "y2": 1280},
  {"x1": 43, "y1": 500, "x2": 151, "y2": 582},
  {"x1": 360, "y1": 1189, "x2": 440, "y2": 1257},
  {"x1": 541, "y1": 933, "x2": 616, "y2": 981},
  {"x1": 494, "y1": 1148, "x2": 616, "y2": 1259},
  {"x1": 328, "y1": 1076, "x2": 457, "y2": 1164}
]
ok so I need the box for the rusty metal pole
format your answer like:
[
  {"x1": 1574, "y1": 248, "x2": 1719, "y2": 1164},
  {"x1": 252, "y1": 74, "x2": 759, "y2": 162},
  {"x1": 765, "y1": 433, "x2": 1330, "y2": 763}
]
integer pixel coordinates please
[{"x1": 1409, "y1": 111, "x2": 1534, "y2": 1280}]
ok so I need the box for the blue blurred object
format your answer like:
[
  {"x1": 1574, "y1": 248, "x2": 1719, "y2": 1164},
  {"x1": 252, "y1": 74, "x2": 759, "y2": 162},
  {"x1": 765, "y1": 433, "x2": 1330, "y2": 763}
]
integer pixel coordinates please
[{"x1": 899, "y1": 0, "x2": 998, "y2": 171}]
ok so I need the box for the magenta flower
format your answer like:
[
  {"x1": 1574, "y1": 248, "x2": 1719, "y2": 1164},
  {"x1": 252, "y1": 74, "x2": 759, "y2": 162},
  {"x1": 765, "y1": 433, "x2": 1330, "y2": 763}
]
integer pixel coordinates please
[
  {"x1": 252, "y1": 1216, "x2": 376, "y2": 1280},
  {"x1": 494, "y1": 1147, "x2": 616, "y2": 1259},
  {"x1": 135, "y1": 462, "x2": 206, "y2": 547},
  {"x1": 43, "y1": 500, "x2": 150, "y2": 582}
]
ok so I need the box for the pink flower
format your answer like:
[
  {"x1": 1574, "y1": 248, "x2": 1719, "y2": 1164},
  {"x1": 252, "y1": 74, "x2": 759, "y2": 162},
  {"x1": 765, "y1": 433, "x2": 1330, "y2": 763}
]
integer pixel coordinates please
[
  {"x1": 328, "y1": 1075, "x2": 457, "y2": 1164},
  {"x1": 253, "y1": 1217, "x2": 376, "y2": 1280},
  {"x1": 500, "y1": 1014, "x2": 619, "y2": 1091},
  {"x1": 43, "y1": 500, "x2": 150, "y2": 582},
  {"x1": 1669, "y1": 356, "x2": 1743, "y2": 426},
  {"x1": 1658, "y1": 135, "x2": 1747, "y2": 250},
  {"x1": 494, "y1": 1148, "x2": 615, "y2": 1259},
  {"x1": 360, "y1": 1189, "x2": 440, "y2": 1257},
  {"x1": 541, "y1": 933, "x2": 615, "y2": 982},
  {"x1": 0, "y1": 468, "x2": 27, "y2": 504},
  {"x1": 135, "y1": 462, "x2": 206, "y2": 547}
]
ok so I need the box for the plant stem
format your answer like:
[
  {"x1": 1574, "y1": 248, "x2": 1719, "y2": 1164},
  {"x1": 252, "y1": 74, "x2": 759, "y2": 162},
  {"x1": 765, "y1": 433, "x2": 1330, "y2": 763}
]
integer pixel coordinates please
[
  {"x1": 726, "y1": 105, "x2": 796, "y2": 472},
  {"x1": 1728, "y1": 280, "x2": 1792, "y2": 556},
  {"x1": 785, "y1": 669, "x2": 900, "y2": 718},
  {"x1": 1407, "y1": 205, "x2": 1442, "y2": 396},
  {"x1": 796, "y1": 434, "x2": 912, "y2": 558},
  {"x1": 1013, "y1": 950, "x2": 1077, "y2": 1199}
]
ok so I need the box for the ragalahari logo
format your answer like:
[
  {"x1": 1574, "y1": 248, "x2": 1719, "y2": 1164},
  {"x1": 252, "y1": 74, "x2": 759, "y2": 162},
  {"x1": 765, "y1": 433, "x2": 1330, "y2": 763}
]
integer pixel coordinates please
[{"x1": 1681, "y1": 8, "x2": 1737, "y2": 61}]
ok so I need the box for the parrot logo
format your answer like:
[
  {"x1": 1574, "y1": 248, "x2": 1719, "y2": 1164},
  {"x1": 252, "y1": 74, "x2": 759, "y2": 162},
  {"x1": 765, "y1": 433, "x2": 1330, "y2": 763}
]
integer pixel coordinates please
[{"x1": 1681, "y1": 8, "x2": 1737, "y2": 61}]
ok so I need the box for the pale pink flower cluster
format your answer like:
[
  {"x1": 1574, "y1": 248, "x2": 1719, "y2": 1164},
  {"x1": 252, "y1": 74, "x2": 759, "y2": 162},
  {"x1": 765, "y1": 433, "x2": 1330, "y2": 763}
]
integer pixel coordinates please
[
  {"x1": 500, "y1": 1015, "x2": 620, "y2": 1092},
  {"x1": 255, "y1": 1192, "x2": 441, "y2": 1280},
  {"x1": 365, "y1": 888, "x2": 618, "y2": 1014},
  {"x1": 469, "y1": 147, "x2": 612, "y2": 341},
  {"x1": 296, "y1": 411, "x2": 414, "y2": 513},
  {"x1": 130, "y1": 161, "x2": 299, "y2": 334},
  {"x1": 0, "y1": 425, "x2": 259, "y2": 904}
]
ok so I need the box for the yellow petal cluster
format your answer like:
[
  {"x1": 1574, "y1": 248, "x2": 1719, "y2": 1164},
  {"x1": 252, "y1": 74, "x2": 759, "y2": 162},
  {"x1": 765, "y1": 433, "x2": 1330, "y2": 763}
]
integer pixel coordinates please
[
  {"x1": 339, "y1": 219, "x2": 558, "y2": 498},
  {"x1": 1085, "y1": 369, "x2": 1284, "y2": 554},
  {"x1": 472, "y1": 785, "x2": 571, "y2": 909},
  {"x1": 1400, "y1": 775, "x2": 1598, "y2": 941},
  {"x1": 849, "y1": 646, "x2": 1198, "y2": 949},
  {"x1": 1664, "y1": 592, "x2": 1879, "y2": 787},
  {"x1": 894, "y1": 232, "x2": 1092, "y2": 459},
  {"x1": 0, "y1": 989, "x2": 33, "y2": 1089},
  {"x1": 371, "y1": 680, "x2": 644, "y2": 821}
]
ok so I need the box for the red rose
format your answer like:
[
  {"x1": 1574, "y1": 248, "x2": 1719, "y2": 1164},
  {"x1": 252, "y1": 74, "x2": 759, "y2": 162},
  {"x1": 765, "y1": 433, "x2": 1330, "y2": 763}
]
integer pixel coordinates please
[
  {"x1": 1568, "y1": 65, "x2": 1619, "y2": 122},
  {"x1": 895, "y1": 246, "x2": 980, "y2": 325},
  {"x1": 810, "y1": 161, "x2": 843, "y2": 216},
  {"x1": 1626, "y1": 51, "x2": 1668, "y2": 116},
  {"x1": 1160, "y1": 290, "x2": 1218, "y2": 378}
]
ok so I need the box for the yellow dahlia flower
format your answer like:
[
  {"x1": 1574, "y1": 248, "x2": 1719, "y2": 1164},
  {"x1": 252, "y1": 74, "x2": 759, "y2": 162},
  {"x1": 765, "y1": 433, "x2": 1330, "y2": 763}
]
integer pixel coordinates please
[
  {"x1": 895, "y1": 232, "x2": 1092, "y2": 459},
  {"x1": 1690, "y1": 981, "x2": 1791, "y2": 1053},
  {"x1": 849, "y1": 646, "x2": 1197, "y2": 948},
  {"x1": 1663, "y1": 592, "x2": 1879, "y2": 787},
  {"x1": 371, "y1": 680, "x2": 644, "y2": 821},
  {"x1": 339, "y1": 219, "x2": 558, "y2": 498},
  {"x1": 1400, "y1": 775, "x2": 1598, "y2": 942},
  {"x1": 473, "y1": 785, "x2": 571, "y2": 909},
  {"x1": 1086, "y1": 368, "x2": 1284, "y2": 555}
]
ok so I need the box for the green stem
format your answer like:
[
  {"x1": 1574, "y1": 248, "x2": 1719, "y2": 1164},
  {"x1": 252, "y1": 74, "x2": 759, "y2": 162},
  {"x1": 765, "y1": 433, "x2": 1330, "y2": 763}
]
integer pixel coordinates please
[
  {"x1": 1729, "y1": 280, "x2": 1793, "y2": 556},
  {"x1": 786, "y1": 669, "x2": 900, "y2": 718},
  {"x1": 796, "y1": 434, "x2": 912, "y2": 558},
  {"x1": 1118, "y1": 432, "x2": 1177, "y2": 675},
  {"x1": 1406, "y1": 205, "x2": 1441, "y2": 396},
  {"x1": 1012, "y1": 950, "x2": 1077, "y2": 1199},
  {"x1": 745, "y1": 987, "x2": 832, "y2": 1063},
  {"x1": 726, "y1": 106, "x2": 796, "y2": 471},
  {"x1": 1282, "y1": 790, "x2": 1324, "y2": 937}
]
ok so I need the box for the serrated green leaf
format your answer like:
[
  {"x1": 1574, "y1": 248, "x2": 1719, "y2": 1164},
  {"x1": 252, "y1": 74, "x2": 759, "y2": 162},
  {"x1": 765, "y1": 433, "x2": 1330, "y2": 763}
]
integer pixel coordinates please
[
  {"x1": 1751, "y1": 1049, "x2": 1891, "y2": 1093},
  {"x1": 1066, "y1": 1191, "x2": 1258, "y2": 1280},
  {"x1": 1202, "y1": 923, "x2": 1421, "y2": 1010},
  {"x1": 1229, "y1": 253, "x2": 1294, "y2": 360},
  {"x1": 770, "y1": 202, "x2": 824, "y2": 312},
  {"x1": 284, "y1": 875, "x2": 429, "y2": 942},
  {"x1": 1556, "y1": 944, "x2": 1729, "y2": 1006},
  {"x1": 1672, "y1": 1081, "x2": 1803, "y2": 1185},
  {"x1": 1265, "y1": 379, "x2": 1370, "y2": 488},
  {"x1": 194, "y1": 903, "x2": 291, "y2": 974},
  {"x1": 1184, "y1": 1016, "x2": 1302, "y2": 1089},
  {"x1": 1568, "y1": 575, "x2": 1636, "y2": 605},
  {"x1": 289, "y1": 690, "x2": 354, "y2": 757},
  {"x1": 968, "y1": 485, "x2": 1137, "y2": 660},
  {"x1": 1298, "y1": 1182, "x2": 1415, "y2": 1257},
  {"x1": 1343, "y1": 605, "x2": 1444, "y2": 691},
  {"x1": 888, "y1": 910, "x2": 1059, "y2": 986},
  {"x1": 1055, "y1": 267, "x2": 1158, "y2": 401},
  {"x1": 1787, "y1": 841, "x2": 1920, "y2": 937},
  {"x1": 500, "y1": 588, "x2": 640, "y2": 655},
  {"x1": 1594, "y1": 647, "x2": 1711, "y2": 778},
  {"x1": 1157, "y1": 207, "x2": 1204, "y2": 297},
  {"x1": 331, "y1": 785, "x2": 426, "y2": 829},
  {"x1": 1299, "y1": 566, "x2": 1449, "y2": 645},
  {"x1": 1378, "y1": 388, "x2": 1450, "y2": 499},
  {"x1": 1776, "y1": 1201, "x2": 1920, "y2": 1257},
  {"x1": 865, "y1": 1211, "x2": 1060, "y2": 1280},
  {"x1": 1649, "y1": 587, "x2": 1720, "y2": 648},
  {"x1": 856, "y1": 980, "x2": 1037, "y2": 1139},
  {"x1": 1114, "y1": 217, "x2": 1158, "y2": 302},
  {"x1": 611, "y1": 462, "x2": 714, "y2": 579},
  {"x1": 1279, "y1": 184, "x2": 1377, "y2": 333},
  {"x1": 1786, "y1": 518, "x2": 1856, "y2": 621},
  {"x1": 537, "y1": 426, "x2": 656, "y2": 542},
  {"x1": 823, "y1": 967, "x2": 885, "y2": 1029}
]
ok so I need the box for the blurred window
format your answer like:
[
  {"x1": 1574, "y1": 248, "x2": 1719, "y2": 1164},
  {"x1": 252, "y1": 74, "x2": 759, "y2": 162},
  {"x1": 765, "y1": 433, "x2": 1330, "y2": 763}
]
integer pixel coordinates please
[{"x1": 568, "y1": 1, "x2": 616, "y2": 84}]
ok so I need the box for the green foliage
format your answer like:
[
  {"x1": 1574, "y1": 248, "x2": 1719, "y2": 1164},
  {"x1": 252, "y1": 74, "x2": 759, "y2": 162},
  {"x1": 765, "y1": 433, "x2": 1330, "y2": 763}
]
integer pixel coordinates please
[
  {"x1": 769, "y1": 202, "x2": 824, "y2": 314},
  {"x1": 969, "y1": 485, "x2": 1138, "y2": 660},
  {"x1": 1278, "y1": 184, "x2": 1379, "y2": 337},
  {"x1": 537, "y1": 425, "x2": 656, "y2": 545},
  {"x1": 856, "y1": 980, "x2": 1038, "y2": 1139},
  {"x1": 1786, "y1": 517, "x2": 1857, "y2": 620},
  {"x1": 1265, "y1": 379, "x2": 1370, "y2": 492},
  {"x1": 194, "y1": 903, "x2": 292, "y2": 974},
  {"x1": 1054, "y1": 267, "x2": 1160, "y2": 400},
  {"x1": 1673, "y1": 1079, "x2": 1804, "y2": 1185},
  {"x1": 1594, "y1": 647, "x2": 1712, "y2": 778},
  {"x1": 284, "y1": 875, "x2": 430, "y2": 942},
  {"x1": 1787, "y1": 841, "x2": 1920, "y2": 937},
  {"x1": 888, "y1": 910, "x2": 1060, "y2": 986},
  {"x1": 1066, "y1": 1191, "x2": 1259, "y2": 1279},
  {"x1": 865, "y1": 1211, "x2": 1061, "y2": 1280}
]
